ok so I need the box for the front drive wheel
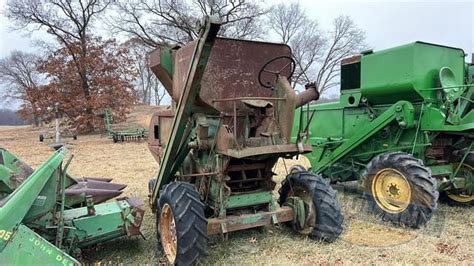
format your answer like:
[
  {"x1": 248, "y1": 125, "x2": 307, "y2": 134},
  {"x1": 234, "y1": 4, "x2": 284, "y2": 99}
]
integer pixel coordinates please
[
  {"x1": 278, "y1": 172, "x2": 344, "y2": 242},
  {"x1": 361, "y1": 152, "x2": 438, "y2": 228},
  {"x1": 157, "y1": 182, "x2": 208, "y2": 265}
]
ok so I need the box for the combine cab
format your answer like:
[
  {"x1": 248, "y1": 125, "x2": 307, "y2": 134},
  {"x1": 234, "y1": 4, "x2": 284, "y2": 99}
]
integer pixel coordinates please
[
  {"x1": 292, "y1": 42, "x2": 473, "y2": 227},
  {"x1": 147, "y1": 16, "x2": 343, "y2": 264}
]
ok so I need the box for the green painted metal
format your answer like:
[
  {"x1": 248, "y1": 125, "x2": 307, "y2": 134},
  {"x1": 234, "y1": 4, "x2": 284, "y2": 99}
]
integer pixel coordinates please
[
  {"x1": 101, "y1": 108, "x2": 148, "y2": 142},
  {"x1": 226, "y1": 191, "x2": 273, "y2": 209},
  {"x1": 1, "y1": 225, "x2": 79, "y2": 265},
  {"x1": 283, "y1": 197, "x2": 306, "y2": 230},
  {"x1": 292, "y1": 41, "x2": 473, "y2": 197},
  {"x1": 360, "y1": 42, "x2": 465, "y2": 104},
  {"x1": 0, "y1": 148, "x2": 144, "y2": 263},
  {"x1": 151, "y1": 16, "x2": 221, "y2": 205}
]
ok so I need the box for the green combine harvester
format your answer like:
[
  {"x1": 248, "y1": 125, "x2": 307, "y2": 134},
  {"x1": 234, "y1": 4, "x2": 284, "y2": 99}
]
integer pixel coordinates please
[
  {"x1": 0, "y1": 148, "x2": 144, "y2": 264},
  {"x1": 291, "y1": 42, "x2": 473, "y2": 227}
]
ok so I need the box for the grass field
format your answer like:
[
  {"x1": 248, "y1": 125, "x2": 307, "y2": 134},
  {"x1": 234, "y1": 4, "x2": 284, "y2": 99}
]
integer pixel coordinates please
[{"x1": 1, "y1": 107, "x2": 473, "y2": 265}]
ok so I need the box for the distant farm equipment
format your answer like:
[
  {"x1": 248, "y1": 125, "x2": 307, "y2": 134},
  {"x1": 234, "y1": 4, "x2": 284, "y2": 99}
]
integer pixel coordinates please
[
  {"x1": 98, "y1": 108, "x2": 148, "y2": 143},
  {"x1": 292, "y1": 42, "x2": 473, "y2": 228},
  {"x1": 147, "y1": 16, "x2": 343, "y2": 265},
  {"x1": 0, "y1": 148, "x2": 144, "y2": 264},
  {"x1": 39, "y1": 104, "x2": 78, "y2": 144}
]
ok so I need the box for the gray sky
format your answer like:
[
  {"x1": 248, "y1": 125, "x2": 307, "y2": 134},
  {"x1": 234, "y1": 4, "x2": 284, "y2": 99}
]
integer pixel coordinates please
[
  {"x1": 0, "y1": 0, "x2": 473, "y2": 107},
  {"x1": 1, "y1": 0, "x2": 472, "y2": 58}
]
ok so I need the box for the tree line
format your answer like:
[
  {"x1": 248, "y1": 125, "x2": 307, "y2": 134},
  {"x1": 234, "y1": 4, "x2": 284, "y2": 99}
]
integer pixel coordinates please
[
  {"x1": 0, "y1": 0, "x2": 367, "y2": 132},
  {"x1": 0, "y1": 109, "x2": 27, "y2": 125}
]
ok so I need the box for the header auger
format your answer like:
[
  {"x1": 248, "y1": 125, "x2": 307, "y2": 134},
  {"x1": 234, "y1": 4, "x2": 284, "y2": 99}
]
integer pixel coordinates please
[
  {"x1": 147, "y1": 16, "x2": 343, "y2": 265},
  {"x1": 291, "y1": 42, "x2": 473, "y2": 228}
]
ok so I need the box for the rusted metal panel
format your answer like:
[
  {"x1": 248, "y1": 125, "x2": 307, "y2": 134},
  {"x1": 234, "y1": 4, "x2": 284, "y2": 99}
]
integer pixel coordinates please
[
  {"x1": 173, "y1": 38, "x2": 292, "y2": 113},
  {"x1": 219, "y1": 144, "x2": 312, "y2": 159},
  {"x1": 207, "y1": 207, "x2": 294, "y2": 235},
  {"x1": 341, "y1": 54, "x2": 361, "y2": 65},
  {"x1": 148, "y1": 108, "x2": 174, "y2": 164}
]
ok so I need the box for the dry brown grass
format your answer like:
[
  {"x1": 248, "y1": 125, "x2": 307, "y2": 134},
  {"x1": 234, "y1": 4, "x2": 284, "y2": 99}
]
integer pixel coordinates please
[{"x1": 1, "y1": 107, "x2": 473, "y2": 265}]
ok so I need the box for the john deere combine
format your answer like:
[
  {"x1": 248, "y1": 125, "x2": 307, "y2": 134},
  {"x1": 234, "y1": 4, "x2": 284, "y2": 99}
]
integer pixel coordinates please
[
  {"x1": 292, "y1": 42, "x2": 473, "y2": 227},
  {"x1": 147, "y1": 16, "x2": 343, "y2": 265},
  {"x1": 0, "y1": 148, "x2": 144, "y2": 264}
]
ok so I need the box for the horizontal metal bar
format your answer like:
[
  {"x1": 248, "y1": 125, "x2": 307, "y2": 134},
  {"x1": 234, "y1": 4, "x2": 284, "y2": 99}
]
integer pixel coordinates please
[
  {"x1": 227, "y1": 163, "x2": 266, "y2": 172},
  {"x1": 212, "y1": 97, "x2": 286, "y2": 102},
  {"x1": 176, "y1": 172, "x2": 217, "y2": 178},
  {"x1": 227, "y1": 177, "x2": 264, "y2": 183},
  {"x1": 207, "y1": 207, "x2": 293, "y2": 235},
  {"x1": 226, "y1": 191, "x2": 273, "y2": 209}
]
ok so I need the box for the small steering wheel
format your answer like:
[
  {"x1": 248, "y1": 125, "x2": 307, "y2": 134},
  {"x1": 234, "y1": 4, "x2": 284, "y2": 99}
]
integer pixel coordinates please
[{"x1": 258, "y1": 56, "x2": 296, "y2": 88}]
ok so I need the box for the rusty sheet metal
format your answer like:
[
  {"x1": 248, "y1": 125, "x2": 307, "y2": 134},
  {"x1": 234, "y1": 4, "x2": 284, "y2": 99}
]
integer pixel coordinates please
[
  {"x1": 148, "y1": 108, "x2": 174, "y2": 164},
  {"x1": 219, "y1": 143, "x2": 312, "y2": 159},
  {"x1": 124, "y1": 198, "x2": 145, "y2": 236},
  {"x1": 207, "y1": 207, "x2": 294, "y2": 235},
  {"x1": 173, "y1": 38, "x2": 292, "y2": 113}
]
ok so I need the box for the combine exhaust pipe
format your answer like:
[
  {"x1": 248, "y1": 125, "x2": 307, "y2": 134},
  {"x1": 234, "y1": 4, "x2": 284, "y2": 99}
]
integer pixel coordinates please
[{"x1": 295, "y1": 82, "x2": 320, "y2": 108}]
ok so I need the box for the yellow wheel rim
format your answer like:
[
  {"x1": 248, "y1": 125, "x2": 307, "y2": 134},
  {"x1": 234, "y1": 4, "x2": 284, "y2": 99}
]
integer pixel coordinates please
[
  {"x1": 447, "y1": 193, "x2": 474, "y2": 203},
  {"x1": 372, "y1": 168, "x2": 412, "y2": 213},
  {"x1": 160, "y1": 203, "x2": 177, "y2": 264},
  {"x1": 447, "y1": 163, "x2": 474, "y2": 203}
]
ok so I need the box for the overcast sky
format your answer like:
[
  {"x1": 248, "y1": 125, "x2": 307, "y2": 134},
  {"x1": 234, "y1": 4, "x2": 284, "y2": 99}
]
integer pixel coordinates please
[{"x1": 0, "y1": 0, "x2": 473, "y2": 107}]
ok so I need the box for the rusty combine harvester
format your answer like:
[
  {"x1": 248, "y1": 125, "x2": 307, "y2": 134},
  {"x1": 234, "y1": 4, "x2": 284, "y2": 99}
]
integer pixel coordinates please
[{"x1": 147, "y1": 16, "x2": 343, "y2": 264}]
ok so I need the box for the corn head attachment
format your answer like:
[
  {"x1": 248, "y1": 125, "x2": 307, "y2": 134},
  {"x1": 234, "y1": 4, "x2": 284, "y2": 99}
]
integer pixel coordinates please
[{"x1": 0, "y1": 148, "x2": 144, "y2": 264}]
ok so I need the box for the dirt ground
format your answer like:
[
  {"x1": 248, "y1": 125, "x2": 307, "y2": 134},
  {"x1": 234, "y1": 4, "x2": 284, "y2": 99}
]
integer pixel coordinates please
[{"x1": 1, "y1": 109, "x2": 473, "y2": 264}]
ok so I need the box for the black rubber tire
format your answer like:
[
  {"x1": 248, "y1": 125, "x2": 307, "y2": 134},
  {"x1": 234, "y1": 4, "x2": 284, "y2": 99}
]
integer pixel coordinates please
[
  {"x1": 278, "y1": 172, "x2": 344, "y2": 242},
  {"x1": 39, "y1": 134, "x2": 44, "y2": 142},
  {"x1": 360, "y1": 152, "x2": 438, "y2": 228},
  {"x1": 290, "y1": 164, "x2": 307, "y2": 174},
  {"x1": 157, "y1": 182, "x2": 208, "y2": 265},
  {"x1": 440, "y1": 151, "x2": 473, "y2": 206}
]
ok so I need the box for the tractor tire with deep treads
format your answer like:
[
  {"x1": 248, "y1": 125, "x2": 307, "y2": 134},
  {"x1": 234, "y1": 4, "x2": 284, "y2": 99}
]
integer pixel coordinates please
[
  {"x1": 360, "y1": 152, "x2": 438, "y2": 228},
  {"x1": 289, "y1": 164, "x2": 307, "y2": 173},
  {"x1": 156, "y1": 181, "x2": 208, "y2": 265},
  {"x1": 278, "y1": 172, "x2": 344, "y2": 242}
]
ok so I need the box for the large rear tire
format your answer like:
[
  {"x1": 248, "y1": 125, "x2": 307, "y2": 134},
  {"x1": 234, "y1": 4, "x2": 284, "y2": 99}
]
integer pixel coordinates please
[
  {"x1": 279, "y1": 171, "x2": 344, "y2": 242},
  {"x1": 157, "y1": 182, "x2": 208, "y2": 265},
  {"x1": 360, "y1": 152, "x2": 438, "y2": 228}
]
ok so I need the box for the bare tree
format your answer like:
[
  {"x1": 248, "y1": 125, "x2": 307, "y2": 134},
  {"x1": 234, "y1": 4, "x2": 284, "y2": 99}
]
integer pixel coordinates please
[
  {"x1": 6, "y1": 0, "x2": 111, "y2": 131},
  {"x1": 108, "y1": 0, "x2": 268, "y2": 48},
  {"x1": 267, "y1": 3, "x2": 368, "y2": 94},
  {"x1": 124, "y1": 38, "x2": 167, "y2": 105},
  {"x1": 315, "y1": 15, "x2": 367, "y2": 93},
  {"x1": 0, "y1": 51, "x2": 42, "y2": 125}
]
